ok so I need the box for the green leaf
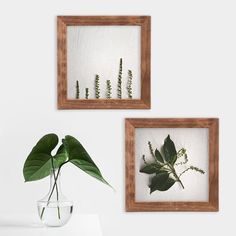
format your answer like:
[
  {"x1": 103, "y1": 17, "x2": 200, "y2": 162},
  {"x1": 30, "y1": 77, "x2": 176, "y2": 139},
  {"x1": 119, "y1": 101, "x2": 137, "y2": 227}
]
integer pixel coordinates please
[
  {"x1": 23, "y1": 154, "x2": 53, "y2": 181},
  {"x1": 54, "y1": 153, "x2": 68, "y2": 167},
  {"x1": 154, "y1": 149, "x2": 164, "y2": 163},
  {"x1": 63, "y1": 135, "x2": 111, "y2": 187},
  {"x1": 54, "y1": 144, "x2": 68, "y2": 166},
  {"x1": 29, "y1": 133, "x2": 58, "y2": 155},
  {"x1": 23, "y1": 134, "x2": 59, "y2": 182},
  {"x1": 56, "y1": 144, "x2": 67, "y2": 155},
  {"x1": 158, "y1": 177, "x2": 175, "y2": 191},
  {"x1": 140, "y1": 163, "x2": 162, "y2": 174},
  {"x1": 149, "y1": 171, "x2": 176, "y2": 193},
  {"x1": 70, "y1": 159, "x2": 109, "y2": 185},
  {"x1": 163, "y1": 135, "x2": 177, "y2": 164}
]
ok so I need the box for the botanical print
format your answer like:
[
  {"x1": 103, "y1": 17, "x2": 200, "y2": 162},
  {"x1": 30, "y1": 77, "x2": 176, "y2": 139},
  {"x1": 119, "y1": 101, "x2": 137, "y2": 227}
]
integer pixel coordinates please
[
  {"x1": 140, "y1": 135, "x2": 205, "y2": 194},
  {"x1": 67, "y1": 25, "x2": 141, "y2": 100}
]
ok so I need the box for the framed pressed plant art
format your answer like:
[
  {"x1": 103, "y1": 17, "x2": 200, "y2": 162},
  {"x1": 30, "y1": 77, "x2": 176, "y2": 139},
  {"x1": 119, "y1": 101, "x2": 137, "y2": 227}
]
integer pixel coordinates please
[
  {"x1": 57, "y1": 16, "x2": 151, "y2": 109},
  {"x1": 125, "y1": 118, "x2": 219, "y2": 211}
]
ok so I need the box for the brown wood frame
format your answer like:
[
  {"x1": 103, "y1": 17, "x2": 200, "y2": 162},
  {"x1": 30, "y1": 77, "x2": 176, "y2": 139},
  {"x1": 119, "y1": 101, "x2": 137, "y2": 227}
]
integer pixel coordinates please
[
  {"x1": 57, "y1": 16, "x2": 151, "y2": 109},
  {"x1": 125, "y1": 118, "x2": 219, "y2": 211}
]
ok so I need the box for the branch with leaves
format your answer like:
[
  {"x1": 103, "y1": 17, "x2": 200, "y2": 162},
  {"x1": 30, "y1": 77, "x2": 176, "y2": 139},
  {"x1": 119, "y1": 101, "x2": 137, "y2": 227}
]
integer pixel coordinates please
[
  {"x1": 75, "y1": 80, "x2": 80, "y2": 99},
  {"x1": 117, "y1": 58, "x2": 123, "y2": 99},
  {"x1": 106, "y1": 80, "x2": 112, "y2": 99},
  {"x1": 95, "y1": 74, "x2": 100, "y2": 99},
  {"x1": 140, "y1": 135, "x2": 205, "y2": 193},
  {"x1": 127, "y1": 70, "x2": 133, "y2": 99}
]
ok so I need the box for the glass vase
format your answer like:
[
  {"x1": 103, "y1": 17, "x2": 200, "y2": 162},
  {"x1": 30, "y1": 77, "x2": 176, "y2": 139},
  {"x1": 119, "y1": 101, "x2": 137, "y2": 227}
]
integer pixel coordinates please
[{"x1": 37, "y1": 169, "x2": 73, "y2": 227}]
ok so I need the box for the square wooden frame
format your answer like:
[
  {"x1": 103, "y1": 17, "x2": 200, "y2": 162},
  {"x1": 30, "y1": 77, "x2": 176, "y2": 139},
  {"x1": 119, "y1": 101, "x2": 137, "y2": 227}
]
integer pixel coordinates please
[
  {"x1": 57, "y1": 16, "x2": 151, "y2": 109},
  {"x1": 125, "y1": 118, "x2": 219, "y2": 211}
]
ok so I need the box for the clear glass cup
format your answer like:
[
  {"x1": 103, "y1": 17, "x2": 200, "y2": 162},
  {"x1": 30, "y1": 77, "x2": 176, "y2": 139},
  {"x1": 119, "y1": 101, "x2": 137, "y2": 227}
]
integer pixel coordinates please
[{"x1": 37, "y1": 169, "x2": 73, "y2": 227}]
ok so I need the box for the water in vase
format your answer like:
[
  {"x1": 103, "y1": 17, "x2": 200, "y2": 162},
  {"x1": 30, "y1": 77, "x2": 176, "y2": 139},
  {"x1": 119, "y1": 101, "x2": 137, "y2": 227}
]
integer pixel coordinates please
[
  {"x1": 37, "y1": 169, "x2": 73, "y2": 227},
  {"x1": 38, "y1": 204, "x2": 73, "y2": 227}
]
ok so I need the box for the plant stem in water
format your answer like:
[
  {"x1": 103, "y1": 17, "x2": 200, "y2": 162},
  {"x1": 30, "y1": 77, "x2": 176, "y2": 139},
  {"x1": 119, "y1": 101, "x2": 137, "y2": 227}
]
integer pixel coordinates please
[
  {"x1": 51, "y1": 158, "x2": 61, "y2": 220},
  {"x1": 40, "y1": 161, "x2": 68, "y2": 220}
]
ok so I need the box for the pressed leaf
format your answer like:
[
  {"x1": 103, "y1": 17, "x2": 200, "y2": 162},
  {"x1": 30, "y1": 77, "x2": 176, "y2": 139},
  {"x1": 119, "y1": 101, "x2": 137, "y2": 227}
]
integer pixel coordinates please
[
  {"x1": 158, "y1": 177, "x2": 176, "y2": 191},
  {"x1": 63, "y1": 135, "x2": 110, "y2": 187},
  {"x1": 23, "y1": 134, "x2": 59, "y2": 182},
  {"x1": 163, "y1": 135, "x2": 177, "y2": 164},
  {"x1": 149, "y1": 171, "x2": 176, "y2": 193},
  {"x1": 154, "y1": 149, "x2": 164, "y2": 163},
  {"x1": 140, "y1": 163, "x2": 162, "y2": 174}
]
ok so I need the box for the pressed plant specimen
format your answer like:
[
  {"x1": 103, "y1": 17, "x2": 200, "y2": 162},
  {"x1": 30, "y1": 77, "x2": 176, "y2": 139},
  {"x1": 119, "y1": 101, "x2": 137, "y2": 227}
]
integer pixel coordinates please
[
  {"x1": 23, "y1": 134, "x2": 111, "y2": 226},
  {"x1": 95, "y1": 74, "x2": 100, "y2": 99},
  {"x1": 140, "y1": 135, "x2": 205, "y2": 193},
  {"x1": 127, "y1": 70, "x2": 133, "y2": 99},
  {"x1": 117, "y1": 58, "x2": 123, "y2": 99},
  {"x1": 106, "y1": 80, "x2": 112, "y2": 99},
  {"x1": 85, "y1": 88, "x2": 89, "y2": 99},
  {"x1": 75, "y1": 80, "x2": 80, "y2": 99}
]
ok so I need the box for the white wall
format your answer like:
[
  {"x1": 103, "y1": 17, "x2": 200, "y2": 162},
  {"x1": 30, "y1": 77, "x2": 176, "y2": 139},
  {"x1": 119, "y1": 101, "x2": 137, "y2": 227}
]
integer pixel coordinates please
[{"x1": 0, "y1": 0, "x2": 235, "y2": 235}]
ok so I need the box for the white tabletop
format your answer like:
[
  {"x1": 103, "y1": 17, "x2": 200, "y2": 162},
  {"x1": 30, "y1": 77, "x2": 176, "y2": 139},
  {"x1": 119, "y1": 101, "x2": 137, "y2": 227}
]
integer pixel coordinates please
[{"x1": 0, "y1": 214, "x2": 103, "y2": 236}]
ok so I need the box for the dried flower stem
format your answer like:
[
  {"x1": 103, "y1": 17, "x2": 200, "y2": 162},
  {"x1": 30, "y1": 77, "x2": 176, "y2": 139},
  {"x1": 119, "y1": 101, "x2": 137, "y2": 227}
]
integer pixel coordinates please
[
  {"x1": 175, "y1": 149, "x2": 188, "y2": 166},
  {"x1": 142, "y1": 155, "x2": 147, "y2": 164},
  {"x1": 148, "y1": 141, "x2": 155, "y2": 158},
  {"x1": 85, "y1": 88, "x2": 89, "y2": 99},
  {"x1": 179, "y1": 165, "x2": 205, "y2": 178},
  {"x1": 95, "y1": 74, "x2": 100, "y2": 99},
  {"x1": 127, "y1": 70, "x2": 133, "y2": 99},
  {"x1": 76, "y1": 80, "x2": 80, "y2": 99},
  {"x1": 106, "y1": 80, "x2": 112, "y2": 99},
  {"x1": 117, "y1": 58, "x2": 123, "y2": 99}
]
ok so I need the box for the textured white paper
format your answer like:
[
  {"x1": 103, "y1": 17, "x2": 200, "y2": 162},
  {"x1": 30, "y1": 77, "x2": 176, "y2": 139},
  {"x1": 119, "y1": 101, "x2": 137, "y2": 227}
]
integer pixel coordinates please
[
  {"x1": 67, "y1": 26, "x2": 141, "y2": 99},
  {"x1": 135, "y1": 128, "x2": 209, "y2": 202}
]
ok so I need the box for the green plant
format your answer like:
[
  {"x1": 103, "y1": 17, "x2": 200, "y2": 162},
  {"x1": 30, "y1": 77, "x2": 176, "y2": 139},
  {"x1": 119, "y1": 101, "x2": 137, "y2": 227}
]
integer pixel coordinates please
[
  {"x1": 127, "y1": 70, "x2": 133, "y2": 99},
  {"x1": 117, "y1": 58, "x2": 123, "y2": 99},
  {"x1": 106, "y1": 80, "x2": 112, "y2": 99},
  {"x1": 85, "y1": 88, "x2": 89, "y2": 99},
  {"x1": 76, "y1": 80, "x2": 80, "y2": 99},
  {"x1": 140, "y1": 135, "x2": 205, "y2": 193},
  {"x1": 23, "y1": 134, "x2": 111, "y2": 219},
  {"x1": 95, "y1": 74, "x2": 100, "y2": 99}
]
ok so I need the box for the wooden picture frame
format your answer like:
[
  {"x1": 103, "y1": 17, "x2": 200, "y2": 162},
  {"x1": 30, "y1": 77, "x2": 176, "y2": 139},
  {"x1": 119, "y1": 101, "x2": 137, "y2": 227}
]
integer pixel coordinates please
[
  {"x1": 57, "y1": 16, "x2": 151, "y2": 109},
  {"x1": 125, "y1": 118, "x2": 219, "y2": 211}
]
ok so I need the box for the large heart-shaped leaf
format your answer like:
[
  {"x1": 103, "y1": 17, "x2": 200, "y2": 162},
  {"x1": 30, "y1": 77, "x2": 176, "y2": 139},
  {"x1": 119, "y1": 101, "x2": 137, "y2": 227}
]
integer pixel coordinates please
[
  {"x1": 155, "y1": 149, "x2": 164, "y2": 163},
  {"x1": 23, "y1": 153, "x2": 54, "y2": 181},
  {"x1": 29, "y1": 133, "x2": 58, "y2": 155},
  {"x1": 163, "y1": 135, "x2": 177, "y2": 164},
  {"x1": 140, "y1": 163, "x2": 162, "y2": 174},
  {"x1": 23, "y1": 134, "x2": 59, "y2": 182},
  {"x1": 149, "y1": 171, "x2": 176, "y2": 193},
  {"x1": 56, "y1": 144, "x2": 66, "y2": 155},
  {"x1": 54, "y1": 144, "x2": 68, "y2": 166},
  {"x1": 63, "y1": 135, "x2": 110, "y2": 187}
]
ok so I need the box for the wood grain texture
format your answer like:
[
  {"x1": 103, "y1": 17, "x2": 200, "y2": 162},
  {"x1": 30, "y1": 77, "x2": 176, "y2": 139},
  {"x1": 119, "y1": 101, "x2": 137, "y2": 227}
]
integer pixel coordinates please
[
  {"x1": 57, "y1": 16, "x2": 151, "y2": 109},
  {"x1": 125, "y1": 118, "x2": 219, "y2": 212}
]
